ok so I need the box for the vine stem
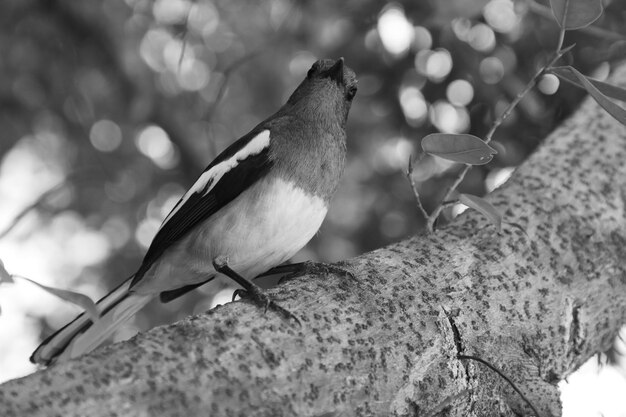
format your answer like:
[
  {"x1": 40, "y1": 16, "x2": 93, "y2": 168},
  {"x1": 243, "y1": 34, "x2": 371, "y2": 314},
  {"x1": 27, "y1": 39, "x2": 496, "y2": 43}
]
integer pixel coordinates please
[
  {"x1": 457, "y1": 355, "x2": 542, "y2": 417},
  {"x1": 406, "y1": 155, "x2": 430, "y2": 222},
  {"x1": 424, "y1": 40, "x2": 572, "y2": 233}
]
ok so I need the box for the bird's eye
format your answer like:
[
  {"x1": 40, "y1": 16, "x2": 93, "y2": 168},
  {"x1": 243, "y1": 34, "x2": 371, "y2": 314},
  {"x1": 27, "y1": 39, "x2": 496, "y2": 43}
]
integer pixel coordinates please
[{"x1": 346, "y1": 86, "x2": 357, "y2": 100}]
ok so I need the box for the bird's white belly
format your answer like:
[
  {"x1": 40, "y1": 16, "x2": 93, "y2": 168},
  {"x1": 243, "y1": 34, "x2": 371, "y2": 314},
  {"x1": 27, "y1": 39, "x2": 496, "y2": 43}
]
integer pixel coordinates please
[
  {"x1": 202, "y1": 177, "x2": 328, "y2": 277},
  {"x1": 136, "y1": 177, "x2": 328, "y2": 294}
]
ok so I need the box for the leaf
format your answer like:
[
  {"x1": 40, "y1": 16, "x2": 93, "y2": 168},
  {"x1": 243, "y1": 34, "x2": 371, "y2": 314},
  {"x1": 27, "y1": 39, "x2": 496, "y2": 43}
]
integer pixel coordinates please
[
  {"x1": 551, "y1": 66, "x2": 626, "y2": 102},
  {"x1": 550, "y1": 0, "x2": 603, "y2": 30},
  {"x1": 0, "y1": 259, "x2": 14, "y2": 284},
  {"x1": 421, "y1": 134, "x2": 497, "y2": 165},
  {"x1": 459, "y1": 194, "x2": 502, "y2": 231},
  {"x1": 16, "y1": 276, "x2": 100, "y2": 322},
  {"x1": 562, "y1": 66, "x2": 626, "y2": 125}
]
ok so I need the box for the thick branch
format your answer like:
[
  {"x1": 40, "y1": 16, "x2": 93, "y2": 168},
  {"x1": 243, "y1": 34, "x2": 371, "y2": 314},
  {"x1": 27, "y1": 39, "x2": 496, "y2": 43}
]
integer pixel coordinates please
[{"x1": 2, "y1": 66, "x2": 626, "y2": 416}]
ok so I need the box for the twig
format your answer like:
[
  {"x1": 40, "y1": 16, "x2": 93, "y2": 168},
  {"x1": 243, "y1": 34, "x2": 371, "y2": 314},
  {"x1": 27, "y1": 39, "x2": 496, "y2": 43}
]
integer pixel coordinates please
[
  {"x1": 0, "y1": 182, "x2": 66, "y2": 240},
  {"x1": 426, "y1": 165, "x2": 467, "y2": 232},
  {"x1": 204, "y1": 0, "x2": 297, "y2": 156},
  {"x1": 205, "y1": 53, "x2": 261, "y2": 127},
  {"x1": 406, "y1": 155, "x2": 429, "y2": 223},
  {"x1": 204, "y1": 53, "x2": 261, "y2": 157},
  {"x1": 425, "y1": 42, "x2": 573, "y2": 232},
  {"x1": 457, "y1": 354, "x2": 542, "y2": 417},
  {"x1": 0, "y1": 168, "x2": 105, "y2": 240},
  {"x1": 177, "y1": 2, "x2": 194, "y2": 72}
]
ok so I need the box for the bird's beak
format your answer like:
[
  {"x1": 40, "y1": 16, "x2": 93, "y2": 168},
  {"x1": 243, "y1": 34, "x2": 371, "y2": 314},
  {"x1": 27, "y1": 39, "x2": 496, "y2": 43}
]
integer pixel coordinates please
[{"x1": 327, "y1": 57, "x2": 344, "y2": 85}]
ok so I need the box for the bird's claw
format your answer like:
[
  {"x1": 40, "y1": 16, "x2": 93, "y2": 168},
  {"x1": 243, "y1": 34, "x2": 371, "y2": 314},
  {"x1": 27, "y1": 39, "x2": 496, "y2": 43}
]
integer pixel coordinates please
[
  {"x1": 214, "y1": 256, "x2": 301, "y2": 325},
  {"x1": 236, "y1": 285, "x2": 301, "y2": 326}
]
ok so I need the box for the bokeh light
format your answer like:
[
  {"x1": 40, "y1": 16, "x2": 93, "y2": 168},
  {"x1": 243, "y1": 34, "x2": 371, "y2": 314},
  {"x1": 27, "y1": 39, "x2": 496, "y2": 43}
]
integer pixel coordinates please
[
  {"x1": 468, "y1": 23, "x2": 496, "y2": 53},
  {"x1": 152, "y1": 0, "x2": 190, "y2": 24},
  {"x1": 485, "y1": 167, "x2": 515, "y2": 192},
  {"x1": 377, "y1": 4, "x2": 413, "y2": 57},
  {"x1": 429, "y1": 100, "x2": 470, "y2": 134},
  {"x1": 425, "y1": 48, "x2": 453, "y2": 83},
  {"x1": 483, "y1": 0, "x2": 520, "y2": 34},
  {"x1": 188, "y1": 2, "x2": 219, "y2": 34},
  {"x1": 101, "y1": 217, "x2": 132, "y2": 250},
  {"x1": 413, "y1": 26, "x2": 432, "y2": 51},
  {"x1": 177, "y1": 59, "x2": 211, "y2": 91},
  {"x1": 140, "y1": 29, "x2": 171, "y2": 73},
  {"x1": 289, "y1": 52, "x2": 317, "y2": 76},
  {"x1": 538, "y1": 74, "x2": 560, "y2": 95},
  {"x1": 415, "y1": 48, "x2": 453, "y2": 83},
  {"x1": 135, "y1": 217, "x2": 161, "y2": 249},
  {"x1": 135, "y1": 125, "x2": 178, "y2": 169},
  {"x1": 560, "y1": 353, "x2": 626, "y2": 417},
  {"x1": 452, "y1": 18, "x2": 472, "y2": 42},
  {"x1": 399, "y1": 86, "x2": 428, "y2": 126},
  {"x1": 372, "y1": 137, "x2": 413, "y2": 174},
  {"x1": 479, "y1": 56, "x2": 505, "y2": 84},
  {"x1": 446, "y1": 79, "x2": 474, "y2": 107},
  {"x1": 163, "y1": 39, "x2": 192, "y2": 73},
  {"x1": 89, "y1": 119, "x2": 123, "y2": 152}
]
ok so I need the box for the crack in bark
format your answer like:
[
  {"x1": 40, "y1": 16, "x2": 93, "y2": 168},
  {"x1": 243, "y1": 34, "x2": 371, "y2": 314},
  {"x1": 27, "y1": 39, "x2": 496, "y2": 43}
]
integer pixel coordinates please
[
  {"x1": 442, "y1": 306, "x2": 471, "y2": 393},
  {"x1": 442, "y1": 307, "x2": 465, "y2": 355},
  {"x1": 567, "y1": 301, "x2": 584, "y2": 357}
]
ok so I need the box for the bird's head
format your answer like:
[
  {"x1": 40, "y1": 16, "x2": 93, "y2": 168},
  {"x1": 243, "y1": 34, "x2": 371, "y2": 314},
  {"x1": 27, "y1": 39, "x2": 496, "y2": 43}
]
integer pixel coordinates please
[{"x1": 285, "y1": 58, "x2": 357, "y2": 127}]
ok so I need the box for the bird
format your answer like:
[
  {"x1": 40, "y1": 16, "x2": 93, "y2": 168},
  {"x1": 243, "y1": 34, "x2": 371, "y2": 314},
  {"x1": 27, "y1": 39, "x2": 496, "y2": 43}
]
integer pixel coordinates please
[{"x1": 30, "y1": 58, "x2": 358, "y2": 366}]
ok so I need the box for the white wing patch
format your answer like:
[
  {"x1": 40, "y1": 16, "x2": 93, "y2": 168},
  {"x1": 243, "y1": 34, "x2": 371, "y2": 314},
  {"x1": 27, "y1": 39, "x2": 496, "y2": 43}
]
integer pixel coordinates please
[{"x1": 159, "y1": 130, "x2": 271, "y2": 229}]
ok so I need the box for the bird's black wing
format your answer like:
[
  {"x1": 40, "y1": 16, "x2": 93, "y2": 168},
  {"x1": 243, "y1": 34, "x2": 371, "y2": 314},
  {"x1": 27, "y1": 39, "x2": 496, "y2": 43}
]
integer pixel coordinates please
[{"x1": 130, "y1": 128, "x2": 274, "y2": 288}]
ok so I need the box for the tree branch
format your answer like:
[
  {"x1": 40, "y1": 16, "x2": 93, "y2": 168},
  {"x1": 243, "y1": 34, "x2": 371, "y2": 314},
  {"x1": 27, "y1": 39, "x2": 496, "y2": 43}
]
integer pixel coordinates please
[{"x1": 2, "y1": 65, "x2": 626, "y2": 417}]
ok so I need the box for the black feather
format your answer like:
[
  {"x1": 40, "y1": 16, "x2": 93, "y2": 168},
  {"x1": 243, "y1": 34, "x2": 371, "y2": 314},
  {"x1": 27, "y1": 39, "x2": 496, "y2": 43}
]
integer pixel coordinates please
[
  {"x1": 159, "y1": 278, "x2": 214, "y2": 303},
  {"x1": 130, "y1": 129, "x2": 273, "y2": 288}
]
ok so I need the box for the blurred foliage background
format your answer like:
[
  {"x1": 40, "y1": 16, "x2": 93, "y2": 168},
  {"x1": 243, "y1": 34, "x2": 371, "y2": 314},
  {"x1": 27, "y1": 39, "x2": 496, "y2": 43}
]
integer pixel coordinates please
[{"x1": 1, "y1": 0, "x2": 626, "y2": 401}]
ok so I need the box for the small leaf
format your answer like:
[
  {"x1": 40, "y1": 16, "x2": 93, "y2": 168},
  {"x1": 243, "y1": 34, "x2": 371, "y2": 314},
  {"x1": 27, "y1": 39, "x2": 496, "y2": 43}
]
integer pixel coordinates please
[
  {"x1": 563, "y1": 66, "x2": 626, "y2": 125},
  {"x1": 16, "y1": 276, "x2": 100, "y2": 322},
  {"x1": 0, "y1": 259, "x2": 14, "y2": 284},
  {"x1": 551, "y1": 66, "x2": 626, "y2": 102},
  {"x1": 421, "y1": 133, "x2": 497, "y2": 165},
  {"x1": 550, "y1": 0, "x2": 603, "y2": 30},
  {"x1": 459, "y1": 194, "x2": 502, "y2": 231}
]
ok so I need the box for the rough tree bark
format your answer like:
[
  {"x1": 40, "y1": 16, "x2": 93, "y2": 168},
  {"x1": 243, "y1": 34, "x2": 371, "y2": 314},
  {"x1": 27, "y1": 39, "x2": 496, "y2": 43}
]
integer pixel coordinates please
[{"x1": 2, "y1": 63, "x2": 626, "y2": 416}]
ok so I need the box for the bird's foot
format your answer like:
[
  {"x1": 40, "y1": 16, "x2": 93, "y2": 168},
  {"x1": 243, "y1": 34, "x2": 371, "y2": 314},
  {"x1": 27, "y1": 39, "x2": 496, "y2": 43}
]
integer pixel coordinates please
[
  {"x1": 232, "y1": 284, "x2": 301, "y2": 325},
  {"x1": 213, "y1": 256, "x2": 301, "y2": 325}
]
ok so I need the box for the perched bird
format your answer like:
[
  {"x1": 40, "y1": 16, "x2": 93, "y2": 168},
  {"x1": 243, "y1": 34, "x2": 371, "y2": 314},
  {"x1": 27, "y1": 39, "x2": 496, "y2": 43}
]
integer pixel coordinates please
[{"x1": 31, "y1": 58, "x2": 358, "y2": 365}]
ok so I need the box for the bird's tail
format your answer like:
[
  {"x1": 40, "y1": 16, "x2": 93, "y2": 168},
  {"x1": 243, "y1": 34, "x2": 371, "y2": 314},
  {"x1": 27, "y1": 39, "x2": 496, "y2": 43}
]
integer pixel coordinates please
[{"x1": 30, "y1": 276, "x2": 153, "y2": 366}]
